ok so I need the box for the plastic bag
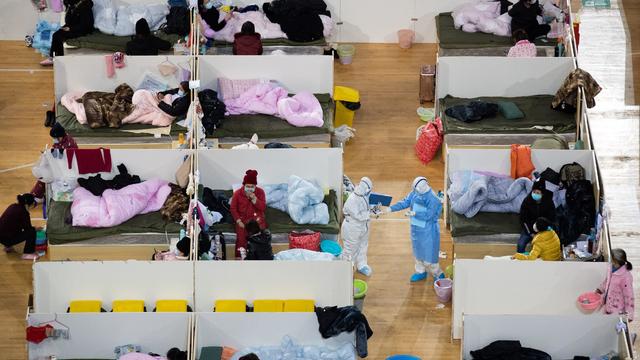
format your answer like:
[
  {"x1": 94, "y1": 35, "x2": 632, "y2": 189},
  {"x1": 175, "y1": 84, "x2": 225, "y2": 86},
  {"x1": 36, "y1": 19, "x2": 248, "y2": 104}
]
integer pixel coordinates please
[{"x1": 415, "y1": 117, "x2": 443, "y2": 165}]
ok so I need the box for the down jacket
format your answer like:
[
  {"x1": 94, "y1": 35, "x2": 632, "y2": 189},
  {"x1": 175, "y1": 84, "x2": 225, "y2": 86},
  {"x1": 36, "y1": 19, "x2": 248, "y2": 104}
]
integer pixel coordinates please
[
  {"x1": 81, "y1": 84, "x2": 134, "y2": 128},
  {"x1": 514, "y1": 230, "x2": 562, "y2": 261}
]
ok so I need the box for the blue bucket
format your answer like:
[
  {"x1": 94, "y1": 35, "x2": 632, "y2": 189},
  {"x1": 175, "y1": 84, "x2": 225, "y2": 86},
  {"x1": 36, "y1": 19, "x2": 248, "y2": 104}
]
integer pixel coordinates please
[
  {"x1": 387, "y1": 356, "x2": 421, "y2": 360},
  {"x1": 320, "y1": 240, "x2": 342, "y2": 256}
]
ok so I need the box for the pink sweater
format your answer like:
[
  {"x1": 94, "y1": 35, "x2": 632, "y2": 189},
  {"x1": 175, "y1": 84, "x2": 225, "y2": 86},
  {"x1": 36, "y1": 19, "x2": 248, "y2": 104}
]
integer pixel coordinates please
[
  {"x1": 598, "y1": 266, "x2": 635, "y2": 321},
  {"x1": 507, "y1": 40, "x2": 537, "y2": 57}
]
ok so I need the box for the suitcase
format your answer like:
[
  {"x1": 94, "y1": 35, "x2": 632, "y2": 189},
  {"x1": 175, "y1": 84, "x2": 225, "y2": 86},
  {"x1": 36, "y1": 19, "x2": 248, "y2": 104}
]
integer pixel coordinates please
[{"x1": 419, "y1": 64, "x2": 436, "y2": 104}]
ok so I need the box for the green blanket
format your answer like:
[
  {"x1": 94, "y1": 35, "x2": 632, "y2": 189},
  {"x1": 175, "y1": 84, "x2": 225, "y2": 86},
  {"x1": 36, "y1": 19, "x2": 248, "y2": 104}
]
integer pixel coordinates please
[
  {"x1": 436, "y1": 12, "x2": 557, "y2": 49},
  {"x1": 65, "y1": 30, "x2": 181, "y2": 52},
  {"x1": 201, "y1": 189, "x2": 340, "y2": 234},
  {"x1": 56, "y1": 101, "x2": 187, "y2": 138},
  {"x1": 440, "y1": 95, "x2": 576, "y2": 134},
  {"x1": 47, "y1": 200, "x2": 182, "y2": 245},
  {"x1": 209, "y1": 94, "x2": 333, "y2": 139},
  {"x1": 212, "y1": 37, "x2": 327, "y2": 48},
  {"x1": 449, "y1": 210, "x2": 521, "y2": 238}
]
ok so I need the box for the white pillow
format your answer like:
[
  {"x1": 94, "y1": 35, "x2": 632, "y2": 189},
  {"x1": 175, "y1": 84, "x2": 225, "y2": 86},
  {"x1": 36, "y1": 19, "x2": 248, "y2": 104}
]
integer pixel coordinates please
[{"x1": 93, "y1": 0, "x2": 117, "y2": 35}]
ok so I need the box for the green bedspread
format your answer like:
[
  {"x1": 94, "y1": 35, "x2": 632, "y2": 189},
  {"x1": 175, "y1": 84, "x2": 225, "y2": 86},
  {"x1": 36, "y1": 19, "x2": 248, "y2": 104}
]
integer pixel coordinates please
[
  {"x1": 201, "y1": 189, "x2": 340, "y2": 234},
  {"x1": 208, "y1": 94, "x2": 333, "y2": 139},
  {"x1": 212, "y1": 37, "x2": 327, "y2": 48},
  {"x1": 56, "y1": 101, "x2": 187, "y2": 138},
  {"x1": 65, "y1": 30, "x2": 181, "y2": 52},
  {"x1": 46, "y1": 200, "x2": 182, "y2": 245},
  {"x1": 440, "y1": 95, "x2": 576, "y2": 134},
  {"x1": 436, "y1": 12, "x2": 556, "y2": 49},
  {"x1": 449, "y1": 210, "x2": 521, "y2": 238}
]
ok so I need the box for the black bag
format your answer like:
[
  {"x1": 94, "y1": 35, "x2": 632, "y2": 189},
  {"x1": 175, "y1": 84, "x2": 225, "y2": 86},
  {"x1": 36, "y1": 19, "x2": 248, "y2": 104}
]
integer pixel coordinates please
[
  {"x1": 202, "y1": 187, "x2": 233, "y2": 224},
  {"x1": 44, "y1": 109, "x2": 56, "y2": 127},
  {"x1": 247, "y1": 230, "x2": 274, "y2": 260},
  {"x1": 558, "y1": 179, "x2": 596, "y2": 245},
  {"x1": 164, "y1": 6, "x2": 190, "y2": 36},
  {"x1": 539, "y1": 167, "x2": 561, "y2": 186},
  {"x1": 551, "y1": 99, "x2": 577, "y2": 113},
  {"x1": 198, "y1": 89, "x2": 226, "y2": 135}
]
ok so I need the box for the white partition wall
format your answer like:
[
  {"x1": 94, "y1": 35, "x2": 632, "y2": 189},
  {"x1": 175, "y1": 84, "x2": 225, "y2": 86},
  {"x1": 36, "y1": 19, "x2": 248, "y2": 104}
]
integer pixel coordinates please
[
  {"x1": 436, "y1": 57, "x2": 575, "y2": 99},
  {"x1": 462, "y1": 314, "x2": 623, "y2": 359},
  {"x1": 198, "y1": 55, "x2": 333, "y2": 94},
  {"x1": 27, "y1": 313, "x2": 191, "y2": 360},
  {"x1": 54, "y1": 55, "x2": 191, "y2": 100},
  {"x1": 452, "y1": 259, "x2": 608, "y2": 339},
  {"x1": 195, "y1": 313, "x2": 355, "y2": 359},
  {"x1": 33, "y1": 261, "x2": 194, "y2": 313},
  {"x1": 198, "y1": 148, "x2": 343, "y2": 192},
  {"x1": 194, "y1": 261, "x2": 353, "y2": 312}
]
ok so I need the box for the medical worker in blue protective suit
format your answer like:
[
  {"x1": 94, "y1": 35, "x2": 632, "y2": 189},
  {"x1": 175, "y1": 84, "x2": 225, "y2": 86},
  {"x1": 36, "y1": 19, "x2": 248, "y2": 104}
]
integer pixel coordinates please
[
  {"x1": 341, "y1": 177, "x2": 374, "y2": 276},
  {"x1": 383, "y1": 177, "x2": 445, "y2": 283}
]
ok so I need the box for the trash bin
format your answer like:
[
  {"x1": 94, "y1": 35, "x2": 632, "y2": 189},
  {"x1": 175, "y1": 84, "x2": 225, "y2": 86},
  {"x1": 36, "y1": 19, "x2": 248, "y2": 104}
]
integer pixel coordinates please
[
  {"x1": 334, "y1": 86, "x2": 361, "y2": 128},
  {"x1": 337, "y1": 44, "x2": 356, "y2": 65},
  {"x1": 434, "y1": 278, "x2": 453, "y2": 303},
  {"x1": 397, "y1": 29, "x2": 415, "y2": 49},
  {"x1": 354, "y1": 279, "x2": 368, "y2": 311},
  {"x1": 419, "y1": 64, "x2": 436, "y2": 104}
]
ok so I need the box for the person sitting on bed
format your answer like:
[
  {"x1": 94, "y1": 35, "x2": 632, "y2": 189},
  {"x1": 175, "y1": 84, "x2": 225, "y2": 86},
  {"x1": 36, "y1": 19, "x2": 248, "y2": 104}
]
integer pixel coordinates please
[
  {"x1": 126, "y1": 18, "x2": 172, "y2": 56},
  {"x1": 230, "y1": 170, "x2": 267, "y2": 259},
  {"x1": 233, "y1": 21, "x2": 263, "y2": 55},
  {"x1": 508, "y1": 29, "x2": 537, "y2": 57},
  {"x1": 199, "y1": 0, "x2": 233, "y2": 33},
  {"x1": 508, "y1": 0, "x2": 550, "y2": 42},
  {"x1": 31, "y1": 123, "x2": 78, "y2": 204},
  {"x1": 40, "y1": 0, "x2": 94, "y2": 66},
  {"x1": 0, "y1": 194, "x2": 39, "y2": 260},
  {"x1": 518, "y1": 180, "x2": 556, "y2": 253},
  {"x1": 512, "y1": 217, "x2": 561, "y2": 261},
  {"x1": 156, "y1": 81, "x2": 191, "y2": 117}
]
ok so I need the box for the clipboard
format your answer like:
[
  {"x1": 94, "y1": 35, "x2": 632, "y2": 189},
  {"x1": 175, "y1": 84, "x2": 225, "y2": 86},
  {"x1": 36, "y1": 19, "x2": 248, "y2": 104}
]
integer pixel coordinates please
[{"x1": 369, "y1": 192, "x2": 392, "y2": 207}]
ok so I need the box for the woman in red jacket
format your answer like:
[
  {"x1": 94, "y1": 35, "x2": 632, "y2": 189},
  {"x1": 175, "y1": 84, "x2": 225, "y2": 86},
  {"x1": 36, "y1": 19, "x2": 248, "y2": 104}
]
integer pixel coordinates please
[
  {"x1": 233, "y1": 22, "x2": 263, "y2": 55},
  {"x1": 230, "y1": 170, "x2": 267, "y2": 258}
]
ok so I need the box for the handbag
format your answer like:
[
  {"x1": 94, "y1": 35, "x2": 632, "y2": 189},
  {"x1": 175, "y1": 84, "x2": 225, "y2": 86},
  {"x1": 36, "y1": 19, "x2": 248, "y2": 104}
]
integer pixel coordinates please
[
  {"x1": 288, "y1": 230, "x2": 321, "y2": 251},
  {"x1": 415, "y1": 117, "x2": 443, "y2": 165}
]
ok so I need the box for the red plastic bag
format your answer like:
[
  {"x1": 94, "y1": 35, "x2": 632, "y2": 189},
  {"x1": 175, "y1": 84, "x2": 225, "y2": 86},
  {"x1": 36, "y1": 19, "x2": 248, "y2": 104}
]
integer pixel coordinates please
[
  {"x1": 288, "y1": 231, "x2": 321, "y2": 251},
  {"x1": 415, "y1": 117, "x2": 443, "y2": 165}
]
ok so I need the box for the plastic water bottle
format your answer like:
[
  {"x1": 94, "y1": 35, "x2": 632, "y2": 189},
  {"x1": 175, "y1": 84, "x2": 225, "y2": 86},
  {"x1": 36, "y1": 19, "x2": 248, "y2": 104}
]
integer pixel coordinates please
[{"x1": 554, "y1": 37, "x2": 565, "y2": 57}]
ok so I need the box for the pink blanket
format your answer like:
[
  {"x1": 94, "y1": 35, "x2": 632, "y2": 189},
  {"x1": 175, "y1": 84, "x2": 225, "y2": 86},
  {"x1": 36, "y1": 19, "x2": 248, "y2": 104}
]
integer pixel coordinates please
[
  {"x1": 71, "y1": 178, "x2": 171, "y2": 228},
  {"x1": 225, "y1": 83, "x2": 288, "y2": 115},
  {"x1": 121, "y1": 90, "x2": 176, "y2": 127},
  {"x1": 61, "y1": 91, "x2": 88, "y2": 124},
  {"x1": 277, "y1": 92, "x2": 324, "y2": 127}
]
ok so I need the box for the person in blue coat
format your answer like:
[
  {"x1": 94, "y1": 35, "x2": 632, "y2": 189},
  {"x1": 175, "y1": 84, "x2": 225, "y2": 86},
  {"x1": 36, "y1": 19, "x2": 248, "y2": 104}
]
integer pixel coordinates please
[{"x1": 383, "y1": 177, "x2": 445, "y2": 283}]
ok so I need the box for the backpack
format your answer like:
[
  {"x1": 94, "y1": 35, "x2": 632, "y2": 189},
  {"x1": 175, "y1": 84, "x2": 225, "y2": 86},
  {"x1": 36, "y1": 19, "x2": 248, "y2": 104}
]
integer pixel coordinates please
[
  {"x1": 198, "y1": 89, "x2": 227, "y2": 135},
  {"x1": 164, "y1": 6, "x2": 190, "y2": 36},
  {"x1": 247, "y1": 230, "x2": 274, "y2": 260},
  {"x1": 559, "y1": 162, "x2": 585, "y2": 187}
]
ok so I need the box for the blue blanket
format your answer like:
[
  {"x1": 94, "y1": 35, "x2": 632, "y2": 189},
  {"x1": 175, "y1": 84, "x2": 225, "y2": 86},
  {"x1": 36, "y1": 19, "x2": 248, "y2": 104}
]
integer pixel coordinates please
[
  {"x1": 288, "y1": 175, "x2": 329, "y2": 225},
  {"x1": 449, "y1": 170, "x2": 533, "y2": 218},
  {"x1": 231, "y1": 335, "x2": 356, "y2": 360}
]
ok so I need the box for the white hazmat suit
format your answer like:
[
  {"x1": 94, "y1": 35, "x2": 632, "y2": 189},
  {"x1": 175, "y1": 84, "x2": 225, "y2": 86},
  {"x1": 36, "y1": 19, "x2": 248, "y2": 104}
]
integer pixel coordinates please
[{"x1": 341, "y1": 177, "x2": 373, "y2": 276}]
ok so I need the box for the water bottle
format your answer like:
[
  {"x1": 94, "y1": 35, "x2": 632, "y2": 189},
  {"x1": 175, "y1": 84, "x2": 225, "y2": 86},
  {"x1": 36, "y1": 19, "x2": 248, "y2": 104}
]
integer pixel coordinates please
[{"x1": 554, "y1": 37, "x2": 564, "y2": 57}]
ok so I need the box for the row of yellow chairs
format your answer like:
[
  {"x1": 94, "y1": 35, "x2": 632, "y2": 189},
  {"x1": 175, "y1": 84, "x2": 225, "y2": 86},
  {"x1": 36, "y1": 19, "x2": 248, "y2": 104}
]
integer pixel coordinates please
[
  {"x1": 215, "y1": 299, "x2": 315, "y2": 313},
  {"x1": 68, "y1": 300, "x2": 189, "y2": 313}
]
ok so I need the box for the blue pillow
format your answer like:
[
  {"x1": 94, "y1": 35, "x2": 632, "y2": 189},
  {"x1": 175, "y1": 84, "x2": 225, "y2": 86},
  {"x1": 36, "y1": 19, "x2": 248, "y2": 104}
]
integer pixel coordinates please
[{"x1": 498, "y1": 101, "x2": 524, "y2": 119}]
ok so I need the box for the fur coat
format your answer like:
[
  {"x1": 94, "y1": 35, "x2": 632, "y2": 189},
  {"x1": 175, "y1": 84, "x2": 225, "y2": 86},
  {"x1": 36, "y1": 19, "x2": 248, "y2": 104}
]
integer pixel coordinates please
[{"x1": 82, "y1": 83, "x2": 134, "y2": 128}]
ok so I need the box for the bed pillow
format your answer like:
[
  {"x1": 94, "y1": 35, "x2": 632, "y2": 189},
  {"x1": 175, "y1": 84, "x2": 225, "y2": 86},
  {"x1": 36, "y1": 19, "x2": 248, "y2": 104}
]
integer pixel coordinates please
[
  {"x1": 92, "y1": 0, "x2": 117, "y2": 35},
  {"x1": 218, "y1": 78, "x2": 262, "y2": 102},
  {"x1": 498, "y1": 101, "x2": 524, "y2": 119}
]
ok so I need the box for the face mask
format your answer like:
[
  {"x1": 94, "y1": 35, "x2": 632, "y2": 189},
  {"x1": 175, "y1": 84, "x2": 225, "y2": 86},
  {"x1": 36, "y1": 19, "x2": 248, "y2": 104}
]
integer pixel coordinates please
[
  {"x1": 178, "y1": 89, "x2": 186, "y2": 97},
  {"x1": 244, "y1": 186, "x2": 255, "y2": 193},
  {"x1": 531, "y1": 193, "x2": 542, "y2": 201},
  {"x1": 415, "y1": 181, "x2": 430, "y2": 194},
  {"x1": 52, "y1": 139, "x2": 59, "y2": 144},
  {"x1": 204, "y1": 1, "x2": 214, "y2": 9}
]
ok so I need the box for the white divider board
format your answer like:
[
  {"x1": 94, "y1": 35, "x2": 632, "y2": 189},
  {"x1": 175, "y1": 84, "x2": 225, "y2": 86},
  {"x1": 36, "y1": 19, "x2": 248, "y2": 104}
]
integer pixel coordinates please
[
  {"x1": 447, "y1": 149, "x2": 596, "y2": 182},
  {"x1": 194, "y1": 261, "x2": 353, "y2": 312},
  {"x1": 452, "y1": 259, "x2": 608, "y2": 339},
  {"x1": 43, "y1": 149, "x2": 192, "y2": 183},
  {"x1": 195, "y1": 313, "x2": 354, "y2": 358},
  {"x1": 199, "y1": 55, "x2": 333, "y2": 95},
  {"x1": 197, "y1": 148, "x2": 343, "y2": 191},
  {"x1": 462, "y1": 314, "x2": 621, "y2": 359},
  {"x1": 27, "y1": 313, "x2": 190, "y2": 360},
  {"x1": 33, "y1": 261, "x2": 194, "y2": 313},
  {"x1": 54, "y1": 55, "x2": 191, "y2": 100},
  {"x1": 436, "y1": 57, "x2": 575, "y2": 99}
]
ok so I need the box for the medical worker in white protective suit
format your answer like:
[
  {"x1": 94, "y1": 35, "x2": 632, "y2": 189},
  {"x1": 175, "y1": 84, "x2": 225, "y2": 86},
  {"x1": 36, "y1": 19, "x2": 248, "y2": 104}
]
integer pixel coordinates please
[
  {"x1": 341, "y1": 177, "x2": 374, "y2": 277},
  {"x1": 383, "y1": 176, "x2": 444, "y2": 283}
]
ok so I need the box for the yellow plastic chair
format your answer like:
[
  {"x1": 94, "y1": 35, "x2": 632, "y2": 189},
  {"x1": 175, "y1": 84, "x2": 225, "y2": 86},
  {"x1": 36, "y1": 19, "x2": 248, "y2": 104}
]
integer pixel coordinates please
[
  {"x1": 214, "y1": 300, "x2": 247, "y2": 312},
  {"x1": 283, "y1": 300, "x2": 315, "y2": 312},
  {"x1": 253, "y1": 300, "x2": 284, "y2": 312},
  {"x1": 112, "y1": 300, "x2": 145, "y2": 312},
  {"x1": 155, "y1": 300, "x2": 189, "y2": 312},
  {"x1": 68, "y1": 300, "x2": 102, "y2": 313}
]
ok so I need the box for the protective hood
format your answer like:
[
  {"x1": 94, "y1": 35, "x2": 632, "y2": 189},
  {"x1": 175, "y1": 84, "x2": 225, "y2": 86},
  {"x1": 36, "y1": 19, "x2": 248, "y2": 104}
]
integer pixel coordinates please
[
  {"x1": 354, "y1": 177, "x2": 372, "y2": 197},
  {"x1": 412, "y1": 177, "x2": 430, "y2": 194}
]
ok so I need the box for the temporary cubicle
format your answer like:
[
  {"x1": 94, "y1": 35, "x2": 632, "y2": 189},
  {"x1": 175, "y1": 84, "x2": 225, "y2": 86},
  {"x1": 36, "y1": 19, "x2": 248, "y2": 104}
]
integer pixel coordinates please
[
  {"x1": 44, "y1": 148, "x2": 194, "y2": 260},
  {"x1": 198, "y1": 55, "x2": 335, "y2": 148},
  {"x1": 436, "y1": 56, "x2": 585, "y2": 146},
  {"x1": 444, "y1": 147, "x2": 600, "y2": 258}
]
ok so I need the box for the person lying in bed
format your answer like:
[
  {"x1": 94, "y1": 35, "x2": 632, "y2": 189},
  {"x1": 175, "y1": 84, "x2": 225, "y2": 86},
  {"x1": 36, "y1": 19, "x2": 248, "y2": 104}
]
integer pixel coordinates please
[
  {"x1": 0, "y1": 194, "x2": 39, "y2": 260},
  {"x1": 40, "y1": 0, "x2": 94, "y2": 66},
  {"x1": 518, "y1": 180, "x2": 556, "y2": 253},
  {"x1": 233, "y1": 21, "x2": 263, "y2": 55},
  {"x1": 157, "y1": 81, "x2": 191, "y2": 117},
  {"x1": 126, "y1": 18, "x2": 173, "y2": 56},
  {"x1": 508, "y1": 0, "x2": 550, "y2": 42},
  {"x1": 199, "y1": 0, "x2": 233, "y2": 33},
  {"x1": 512, "y1": 217, "x2": 561, "y2": 261}
]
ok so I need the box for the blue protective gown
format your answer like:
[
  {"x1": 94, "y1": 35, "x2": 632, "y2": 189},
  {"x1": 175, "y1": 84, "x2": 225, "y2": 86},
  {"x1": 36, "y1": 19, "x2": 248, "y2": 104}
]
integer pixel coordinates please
[{"x1": 390, "y1": 190, "x2": 443, "y2": 264}]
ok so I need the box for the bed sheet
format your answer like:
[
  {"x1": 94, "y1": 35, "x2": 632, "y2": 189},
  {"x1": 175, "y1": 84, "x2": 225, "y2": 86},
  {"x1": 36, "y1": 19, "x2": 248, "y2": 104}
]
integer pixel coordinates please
[{"x1": 449, "y1": 208, "x2": 521, "y2": 238}]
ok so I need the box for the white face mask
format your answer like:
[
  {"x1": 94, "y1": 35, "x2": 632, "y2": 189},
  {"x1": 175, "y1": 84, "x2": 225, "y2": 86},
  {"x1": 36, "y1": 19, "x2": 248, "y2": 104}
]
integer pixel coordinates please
[
  {"x1": 177, "y1": 89, "x2": 186, "y2": 97},
  {"x1": 244, "y1": 185, "x2": 255, "y2": 193},
  {"x1": 533, "y1": 223, "x2": 539, "y2": 233},
  {"x1": 415, "y1": 181, "x2": 430, "y2": 194}
]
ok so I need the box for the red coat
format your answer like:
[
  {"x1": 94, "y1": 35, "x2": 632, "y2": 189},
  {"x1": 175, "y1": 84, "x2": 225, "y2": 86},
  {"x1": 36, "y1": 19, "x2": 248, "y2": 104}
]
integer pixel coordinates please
[
  {"x1": 232, "y1": 33, "x2": 263, "y2": 55},
  {"x1": 230, "y1": 187, "x2": 267, "y2": 257}
]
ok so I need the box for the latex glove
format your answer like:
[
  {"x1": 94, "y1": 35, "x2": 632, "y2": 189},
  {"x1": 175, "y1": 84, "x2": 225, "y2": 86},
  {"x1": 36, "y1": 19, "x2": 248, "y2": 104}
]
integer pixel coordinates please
[{"x1": 404, "y1": 210, "x2": 416, "y2": 217}]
